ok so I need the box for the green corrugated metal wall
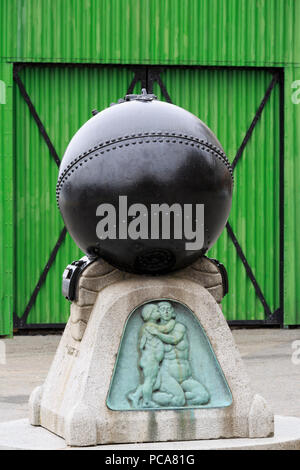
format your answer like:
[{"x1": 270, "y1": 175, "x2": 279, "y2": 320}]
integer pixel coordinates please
[
  {"x1": 1, "y1": 0, "x2": 300, "y2": 332},
  {"x1": 0, "y1": 63, "x2": 13, "y2": 335},
  {"x1": 1, "y1": 0, "x2": 300, "y2": 66}
]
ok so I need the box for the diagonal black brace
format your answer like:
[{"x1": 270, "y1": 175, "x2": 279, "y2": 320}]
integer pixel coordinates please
[
  {"x1": 13, "y1": 66, "x2": 69, "y2": 327},
  {"x1": 154, "y1": 74, "x2": 172, "y2": 103},
  {"x1": 231, "y1": 73, "x2": 279, "y2": 170},
  {"x1": 127, "y1": 69, "x2": 147, "y2": 95},
  {"x1": 14, "y1": 227, "x2": 67, "y2": 328},
  {"x1": 147, "y1": 69, "x2": 172, "y2": 103},
  {"x1": 13, "y1": 67, "x2": 61, "y2": 167},
  {"x1": 226, "y1": 222, "x2": 272, "y2": 317},
  {"x1": 226, "y1": 73, "x2": 280, "y2": 318}
]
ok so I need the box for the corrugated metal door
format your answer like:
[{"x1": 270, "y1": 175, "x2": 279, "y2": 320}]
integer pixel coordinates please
[
  {"x1": 14, "y1": 64, "x2": 281, "y2": 327},
  {"x1": 14, "y1": 65, "x2": 141, "y2": 327},
  {"x1": 151, "y1": 67, "x2": 281, "y2": 322}
]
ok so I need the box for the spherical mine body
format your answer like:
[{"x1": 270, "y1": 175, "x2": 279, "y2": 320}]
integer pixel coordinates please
[{"x1": 57, "y1": 94, "x2": 233, "y2": 274}]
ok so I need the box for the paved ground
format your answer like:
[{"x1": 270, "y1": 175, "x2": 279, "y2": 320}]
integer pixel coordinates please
[{"x1": 0, "y1": 328, "x2": 299, "y2": 423}]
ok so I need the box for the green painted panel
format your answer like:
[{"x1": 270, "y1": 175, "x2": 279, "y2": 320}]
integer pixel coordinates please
[
  {"x1": 14, "y1": 65, "x2": 138, "y2": 325},
  {"x1": 0, "y1": 0, "x2": 299, "y2": 67},
  {"x1": 284, "y1": 66, "x2": 300, "y2": 325},
  {"x1": 153, "y1": 68, "x2": 280, "y2": 321},
  {"x1": 0, "y1": 63, "x2": 13, "y2": 336}
]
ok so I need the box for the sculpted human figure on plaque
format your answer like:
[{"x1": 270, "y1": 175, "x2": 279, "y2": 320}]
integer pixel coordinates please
[{"x1": 128, "y1": 301, "x2": 210, "y2": 408}]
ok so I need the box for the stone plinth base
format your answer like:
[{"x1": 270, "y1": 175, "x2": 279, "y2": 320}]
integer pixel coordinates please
[
  {"x1": 1, "y1": 416, "x2": 299, "y2": 450},
  {"x1": 29, "y1": 258, "x2": 273, "y2": 447}
]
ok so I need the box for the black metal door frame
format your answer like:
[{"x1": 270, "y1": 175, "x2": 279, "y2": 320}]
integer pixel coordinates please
[{"x1": 13, "y1": 63, "x2": 284, "y2": 328}]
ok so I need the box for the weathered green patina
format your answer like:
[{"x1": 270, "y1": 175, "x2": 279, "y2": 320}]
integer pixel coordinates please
[{"x1": 107, "y1": 299, "x2": 232, "y2": 411}]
